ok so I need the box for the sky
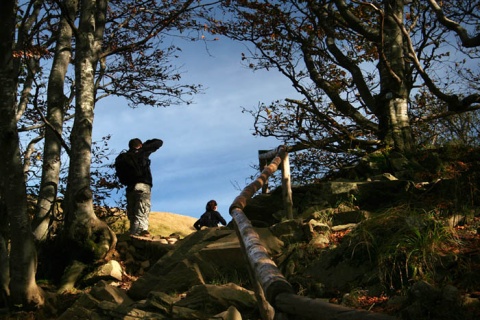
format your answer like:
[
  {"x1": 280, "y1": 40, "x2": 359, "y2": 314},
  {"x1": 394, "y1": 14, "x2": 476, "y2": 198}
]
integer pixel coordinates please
[{"x1": 93, "y1": 37, "x2": 300, "y2": 222}]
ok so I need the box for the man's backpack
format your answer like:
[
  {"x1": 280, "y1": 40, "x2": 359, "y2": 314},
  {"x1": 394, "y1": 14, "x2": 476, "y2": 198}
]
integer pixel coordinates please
[{"x1": 114, "y1": 150, "x2": 143, "y2": 186}]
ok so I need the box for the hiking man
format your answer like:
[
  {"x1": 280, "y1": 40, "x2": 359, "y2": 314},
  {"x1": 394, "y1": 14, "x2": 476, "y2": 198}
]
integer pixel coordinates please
[{"x1": 118, "y1": 138, "x2": 163, "y2": 237}]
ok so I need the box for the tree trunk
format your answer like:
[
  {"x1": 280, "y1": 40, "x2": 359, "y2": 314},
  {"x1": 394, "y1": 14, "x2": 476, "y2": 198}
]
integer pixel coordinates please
[
  {"x1": 32, "y1": 0, "x2": 78, "y2": 242},
  {"x1": 0, "y1": 198, "x2": 9, "y2": 308},
  {"x1": 378, "y1": 0, "x2": 414, "y2": 154},
  {"x1": 0, "y1": 0, "x2": 44, "y2": 309},
  {"x1": 62, "y1": 0, "x2": 115, "y2": 263}
]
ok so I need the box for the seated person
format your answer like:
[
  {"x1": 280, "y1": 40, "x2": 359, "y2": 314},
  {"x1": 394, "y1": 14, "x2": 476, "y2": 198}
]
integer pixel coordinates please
[{"x1": 194, "y1": 200, "x2": 227, "y2": 230}]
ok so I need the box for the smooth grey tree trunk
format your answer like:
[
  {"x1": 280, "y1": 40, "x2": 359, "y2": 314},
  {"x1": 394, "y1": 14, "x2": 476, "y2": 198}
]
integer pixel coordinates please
[
  {"x1": 0, "y1": 0, "x2": 44, "y2": 309},
  {"x1": 378, "y1": 0, "x2": 414, "y2": 154},
  {"x1": 62, "y1": 0, "x2": 116, "y2": 264},
  {"x1": 32, "y1": 0, "x2": 78, "y2": 242}
]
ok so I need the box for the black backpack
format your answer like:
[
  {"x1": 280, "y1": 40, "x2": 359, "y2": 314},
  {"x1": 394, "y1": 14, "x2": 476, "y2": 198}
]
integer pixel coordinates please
[{"x1": 114, "y1": 150, "x2": 143, "y2": 186}]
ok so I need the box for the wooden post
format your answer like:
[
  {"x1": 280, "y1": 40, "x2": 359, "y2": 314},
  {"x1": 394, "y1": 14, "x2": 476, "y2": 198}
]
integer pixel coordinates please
[
  {"x1": 231, "y1": 149, "x2": 284, "y2": 212},
  {"x1": 279, "y1": 150, "x2": 293, "y2": 220},
  {"x1": 256, "y1": 146, "x2": 293, "y2": 219}
]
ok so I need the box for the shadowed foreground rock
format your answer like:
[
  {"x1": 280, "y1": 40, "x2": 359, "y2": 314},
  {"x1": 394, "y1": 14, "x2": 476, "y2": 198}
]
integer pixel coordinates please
[
  {"x1": 58, "y1": 280, "x2": 256, "y2": 320},
  {"x1": 56, "y1": 227, "x2": 283, "y2": 319},
  {"x1": 52, "y1": 151, "x2": 480, "y2": 319}
]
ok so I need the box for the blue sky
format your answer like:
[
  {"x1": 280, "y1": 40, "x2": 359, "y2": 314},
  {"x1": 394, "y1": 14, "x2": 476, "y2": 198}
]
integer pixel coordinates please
[{"x1": 93, "y1": 37, "x2": 299, "y2": 221}]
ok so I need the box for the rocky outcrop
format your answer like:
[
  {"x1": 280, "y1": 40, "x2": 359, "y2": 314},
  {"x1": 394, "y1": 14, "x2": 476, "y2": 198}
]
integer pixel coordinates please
[
  {"x1": 128, "y1": 227, "x2": 282, "y2": 300},
  {"x1": 53, "y1": 154, "x2": 480, "y2": 319},
  {"x1": 58, "y1": 280, "x2": 256, "y2": 320},
  {"x1": 56, "y1": 227, "x2": 273, "y2": 319}
]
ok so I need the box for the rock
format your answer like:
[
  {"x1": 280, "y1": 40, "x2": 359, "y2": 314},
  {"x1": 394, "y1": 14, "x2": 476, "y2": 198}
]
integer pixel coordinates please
[
  {"x1": 170, "y1": 305, "x2": 208, "y2": 319},
  {"x1": 448, "y1": 214, "x2": 466, "y2": 228},
  {"x1": 255, "y1": 227, "x2": 285, "y2": 255},
  {"x1": 128, "y1": 259, "x2": 205, "y2": 300},
  {"x1": 82, "y1": 260, "x2": 123, "y2": 285},
  {"x1": 145, "y1": 291, "x2": 180, "y2": 313},
  {"x1": 167, "y1": 237, "x2": 178, "y2": 244},
  {"x1": 331, "y1": 223, "x2": 357, "y2": 232},
  {"x1": 57, "y1": 260, "x2": 87, "y2": 294},
  {"x1": 441, "y1": 285, "x2": 461, "y2": 306},
  {"x1": 309, "y1": 233, "x2": 330, "y2": 248},
  {"x1": 369, "y1": 173, "x2": 398, "y2": 181},
  {"x1": 243, "y1": 192, "x2": 284, "y2": 225},
  {"x1": 355, "y1": 180, "x2": 413, "y2": 209},
  {"x1": 90, "y1": 280, "x2": 133, "y2": 305},
  {"x1": 197, "y1": 232, "x2": 245, "y2": 270},
  {"x1": 270, "y1": 219, "x2": 307, "y2": 243},
  {"x1": 139, "y1": 260, "x2": 150, "y2": 269},
  {"x1": 300, "y1": 206, "x2": 336, "y2": 222},
  {"x1": 463, "y1": 293, "x2": 480, "y2": 309},
  {"x1": 158, "y1": 238, "x2": 169, "y2": 244},
  {"x1": 128, "y1": 227, "x2": 280, "y2": 300},
  {"x1": 409, "y1": 280, "x2": 440, "y2": 302},
  {"x1": 306, "y1": 220, "x2": 330, "y2": 247},
  {"x1": 57, "y1": 293, "x2": 102, "y2": 320},
  {"x1": 103, "y1": 302, "x2": 169, "y2": 319},
  {"x1": 331, "y1": 210, "x2": 366, "y2": 226},
  {"x1": 175, "y1": 283, "x2": 257, "y2": 315},
  {"x1": 221, "y1": 306, "x2": 243, "y2": 320},
  {"x1": 307, "y1": 219, "x2": 330, "y2": 233}
]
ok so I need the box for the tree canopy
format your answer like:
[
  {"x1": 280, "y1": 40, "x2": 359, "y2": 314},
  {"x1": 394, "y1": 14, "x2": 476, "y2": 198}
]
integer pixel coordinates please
[{"x1": 209, "y1": 0, "x2": 480, "y2": 180}]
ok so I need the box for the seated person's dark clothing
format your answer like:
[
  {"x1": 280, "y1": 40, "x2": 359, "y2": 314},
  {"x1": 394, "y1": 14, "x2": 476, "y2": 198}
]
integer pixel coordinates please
[{"x1": 194, "y1": 210, "x2": 227, "y2": 230}]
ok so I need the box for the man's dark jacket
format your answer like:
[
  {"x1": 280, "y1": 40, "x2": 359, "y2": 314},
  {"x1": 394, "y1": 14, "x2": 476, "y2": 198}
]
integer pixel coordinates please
[{"x1": 130, "y1": 139, "x2": 163, "y2": 188}]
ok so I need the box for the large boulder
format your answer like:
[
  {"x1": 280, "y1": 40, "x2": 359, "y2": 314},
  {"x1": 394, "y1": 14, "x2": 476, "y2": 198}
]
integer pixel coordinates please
[{"x1": 128, "y1": 226, "x2": 284, "y2": 302}]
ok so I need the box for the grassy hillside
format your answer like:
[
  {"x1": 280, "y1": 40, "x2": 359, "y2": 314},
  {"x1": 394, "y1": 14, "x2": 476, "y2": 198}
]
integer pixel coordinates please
[
  {"x1": 107, "y1": 210, "x2": 198, "y2": 238},
  {"x1": 148, "y1": 211, "x2": 198, "y2": 238}
]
